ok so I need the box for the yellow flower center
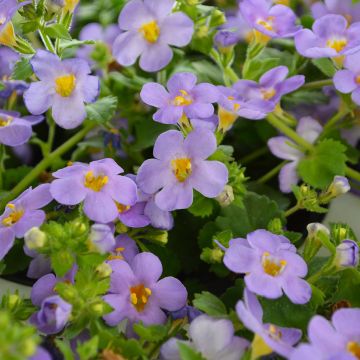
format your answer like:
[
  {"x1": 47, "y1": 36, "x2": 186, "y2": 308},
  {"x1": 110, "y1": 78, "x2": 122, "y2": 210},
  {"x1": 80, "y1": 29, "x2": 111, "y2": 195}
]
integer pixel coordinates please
[
  {"x1": 327, "y1": 38, "x2": 348, "y2": 53},
  {"x1": 0, "y1": 116, "x2": 13, "y2": 127},
  {"x1": 268, "y1": 324, "x2": 282, "y2": 340},
  {"x1": 173, "y1": 90, "x2": 193, "y2": 107},
  {"x1": 0, "y1": 22, "x2": 17, "y2": 47},
  {"x1": 262, "y1": 252, "x2": 287, "y2": 277},
  {"x1": 356, "y1": 75, "x2": 360, "y2": 85},
  {"x1": 2, "y1": 203, "x2": 24, "y2": 226},
  {"x1": 218, "y1": 106, "x2": 238, "y2": 132},
  {"x1": 347, "y1": 341, "x2": 360, "y2": 359},
  {"x1": 139, "y1": 20, "x2": 160, "y2": 43},
  {"x1": 130, "y1": 284, "x2": 152, "y2": 312},
  {"x1": 116, "y1": 202, "x2": 131, "y2": 213},
  {"x1": 171, "y1": 158, "x2": 192, "y2": 182},
  {"x1": 107, "y1": 247, "x2": 125, "y2": 261},
  {"x1": 274, "y1": 0, "x2": 289, "y2": 5},
  {"x1": 261, "y1": 88, "x2": 277, "y2": 100},
  {"x1": 64, "y1": 0, "x2": 80, "y2": 12},
  {"x1": 257, "y1": 16, "x2": 275, "y2": 32},
  {"x1": 83, "y1": 171, "x2": 109, "y2": 192},
  {"x1": 55, "y1": 74, "x2": 76, "y2": 97}
]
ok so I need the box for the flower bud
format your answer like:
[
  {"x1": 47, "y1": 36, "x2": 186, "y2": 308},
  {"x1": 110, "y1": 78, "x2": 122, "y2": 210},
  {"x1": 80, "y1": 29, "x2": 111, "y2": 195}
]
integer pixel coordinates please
[
  {"x1": 307, "y1": 223, "x2": 330, "y2": 238},
  {"x1": 328, "y1": 176, "x2": 350, "y2": 197},
  {"x1": 216, "y1": 185, "x2": 234, "y2": 207},
  {"x1": 214, "y1": 30, "x2": 238, "y2": 52},
  {"x1": 21, "y1": 338, "x2": 37, "y2": 357},
  {"x1": 145, "y1": 230, "x2": 168, "y2": 245},
  {"x1": 7, "y1": 294, "x2": 20, "y2": 310},
  {"x1": 96, "y1": 263, "x2": 112, "y2": 278},
  {"x1": 71, "y1": 219, "x2": 87, "y2": 236},
  {"x1": 89, "y1": 224, "x2": 115, "y2": 253},
  {"x1": 24, "y1": 227, "x2": 47, "y2": 250},
  {"x1": 335, "y1": 240, "x2": 359, "y2": 268},
  {"x1": 304, "y1": 223, "x2": 330, "y2": 262},
  {"x1": 90, "y1": 301, "x2": 105, "y2": 316}
]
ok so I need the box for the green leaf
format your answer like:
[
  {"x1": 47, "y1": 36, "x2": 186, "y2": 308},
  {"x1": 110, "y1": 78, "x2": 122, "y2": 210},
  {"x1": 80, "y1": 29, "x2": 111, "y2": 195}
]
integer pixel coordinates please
[
  {"x1": 60, "y1": 39, "x2": 96, "y2": 50},
  {"x1": 133, "y1": 322, "x2": 168, "y2": 342},
  {"x1": 55, "y1": 339, "x2": 75, "y2": 360},
  {"x1": 188, "y1": 191, "x2": 214, "y2": 218},
  {"x1": 312, "y1": 58, "x2": 336, "y2": 77},
  {"x1": 51, "y1": 250, "x2": 75, "y2": 277},
  {"x1": 243, "y1": 58, "x2": 280, "y2": 80},
  {"x1": 12, "y1": 58, "x2": 33, "y2": 80},
  {"x1": 178, "y1": 342, "x2": 205, "y2": 360},
  {"x1": 44, "y1": 23, "x2": 72, "y2": 40},
  {"x1": 86, "y1": 96, "x2": 118, "y2": 124},
  {"x1": 193, "y1": 291, "x2": 227, "y2": 316},
  {"x1": 215, "y1": 192, "x2": 284, "y2": 237},
  {"x1": 298, "y1": 139, "x2": 347, "y2": 189},
  {"x1": 77, "y1": 336, "x2": 99, "y2": 360},
  {"x1": 0, "y1": 82, "x2": 4, "y2": 91}
]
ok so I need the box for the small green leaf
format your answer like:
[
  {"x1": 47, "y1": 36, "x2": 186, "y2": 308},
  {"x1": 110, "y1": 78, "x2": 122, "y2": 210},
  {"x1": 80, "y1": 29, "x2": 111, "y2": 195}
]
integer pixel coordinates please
[
  {"x1": 312, "y1": 58, "x2": 336, "y2": 77},
  {"x1": 60, "y1": 39, "x2": 96, "y2": 50},
  {"x1": 133, "y1": 322, "x2": 168, "y2": 341},
  {"x1": 188, "y1": 192, "x2": 214, "y2": 218},
  {"x1": 51, "y1": 250, "x2": 75, "y2": 277},
  {"x1": 12, "y1": 58, "x2": 33, "y2": 80},
  {"x1": 86, "y1": 96, "x2": 118, "y2": 124},
  {"x1": 77, "y1": 336, "x2": 99, "y2": 360},
  {"x1": 44, "y1": 23, "x2": 72, "y2": 40},
  {"x1": 243, "y1": 58, "x2": 280, "y2": 80},
  {"x1": 178, "y1": 342, "x2": 205, "y2": 360},
  {"x1": 193, "y1": 291, "x2": 227, "y2": 316},
  {"x1": 298, "y1": 139, "x2": 347, "y2": 189}
]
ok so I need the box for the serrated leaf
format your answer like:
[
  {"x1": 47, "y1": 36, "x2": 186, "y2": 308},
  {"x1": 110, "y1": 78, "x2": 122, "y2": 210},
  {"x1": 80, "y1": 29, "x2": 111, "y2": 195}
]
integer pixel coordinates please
[
  {"x1": 298, "y1": 139, "x2": 347, "y2": 189},
  {"x1": 193, "y1": 291, "x2": 227, "y2": 316},
  {"x1": 44, "y1": 23, "x2": 72, "y2": 40},
  {"x1": 178, "y1": 342, "x2": 205, "y2": 360},
  {"x1": 243, "y1": 57, "x2": 280, "y2": 80},
  {"x1": 312, "y1": 58, "x2": 336, "y2": 77},
  {"x1": 77, "y1": 336, "x2": 99, "y2": 360},
  {"x1": 86, "y1": 96, "x2": 118, "y2": 124},
  {"x1": 51, "y1": 250, "x2": 75, "y2": 277},
  {"x1": 133, "y1": 322, "x2": 168, "y2": 341},
  {"x1": 12, "y1": 58, "x2": 33, "y2": 80},
  {"x1": 188, "y1": 192, "x2": 214, "y2": 218}
]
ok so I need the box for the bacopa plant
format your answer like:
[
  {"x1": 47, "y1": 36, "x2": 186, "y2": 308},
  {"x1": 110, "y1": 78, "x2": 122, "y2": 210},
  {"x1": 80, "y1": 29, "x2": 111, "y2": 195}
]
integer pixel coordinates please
[{"x1": 0, "y1": 0, "x2": 360, "y2": 359}]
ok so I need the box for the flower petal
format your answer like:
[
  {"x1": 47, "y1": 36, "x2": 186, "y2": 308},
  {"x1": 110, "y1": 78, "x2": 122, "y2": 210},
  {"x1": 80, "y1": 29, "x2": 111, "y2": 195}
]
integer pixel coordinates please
[
  {"x1": 281, "y1": 277, "x2": 312, "y2": 304},
  {"x1": 279, "y1": 161, "x2": 299, "y2": 193},
  {"x1": 137, "y1": 159, "x2": 170, "y2": 194},
  {"x1": 224, "y1": 243, "x2": 258, "y2": 274},
  {"x1": 334, "y1": 70, "x2": 358, "y2": 93},
  {"x1": 50, "y1": 177, "x2": 87, "y2": 206},
  {"x1": 140, "y1": 82, "x2": 170, "y2": 108},
  {"x1": 139, "y1": 42, "x2": 173, "y2": 72},
  {"x1": 155, "y1": 181, "x2": 194, "y2": 211},
  {"x1": 24, "y1": 81, "x2": 53, "y2": 115},
  {"x1": 245, "y1": 272, "x2": 283, "y2": 299},
  {"x1": 184, "y1": 128, "x2": 216, "y2": 159},
  {"x1": 0, "y1": 227, "x2": 15, "y2": 260},
  {"x1": 105, "y1": 175, "x2": 138, "y2": 206},
  {"x1": 83, "y1": 192, "x2": 118, "y2": 223},
  {"x1": 131, "y1": 252, "x2": 163, "y2": 284}
]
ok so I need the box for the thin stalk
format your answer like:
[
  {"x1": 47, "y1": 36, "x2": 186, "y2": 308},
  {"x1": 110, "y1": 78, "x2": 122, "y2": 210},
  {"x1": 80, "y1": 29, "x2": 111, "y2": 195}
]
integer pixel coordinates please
[
  {"x1": 345, "y1": 166, "x2": 360, "y2": 183},
  {"x1": 0, "y1": 145, "x2": 7, "y2": 189},
  {"x1": 323, "y1": 110, "x2": 349, "y2": 131},
  {"x1": 285, "y1": 203, "x2": 301, "y2": 217},
  {"x1": 0, "y1": 123, "x2": 96, "y2": 210},
  {"x1": 46, "y1": 114, "x2": 56, "y2": 154},
  {"x1": 38, "y1": 29, "x2": 56, "y2": 53},
  {"x1": 240, "y1": 146, "x2": 268, "y2": 165},
  {"x1": 302, "y1": 79, "x2": 333, "y2": 90},
  {"x1": 257, "y1": 161, "x2": 286, "y2": 184}
]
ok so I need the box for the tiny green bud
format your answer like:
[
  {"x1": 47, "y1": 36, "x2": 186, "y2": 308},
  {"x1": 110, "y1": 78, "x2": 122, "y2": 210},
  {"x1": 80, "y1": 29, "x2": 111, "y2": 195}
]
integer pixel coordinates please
[
  {"x1": 72, "y1": 219, "x2": 87, "y2": 236},
  {"x1": 197, "y1": 25, "x2": 209, "y2": 38},
  {"x1": 96, "y1": 263, "x2": 112, "y2": 278},
  {"x1": 22, "y1": 339, "x2": 37, "y2": 357},
  {"x1": 90, "y1": 302, "x2": 105, "y2": 316},
  {"x1": 8, "y1": 294, "x2": 21, "y2": 310},
  {"x1": 303, "y1": 223, "x2": 330, "y2": 262},
  {"x1": 24, "y1": 227, "x2": 47, "y2": 250},
  {"x1": 216, "y1": 185, "x2": 234, "y2": 207},
  {"x1": 186, "y1": 0, "x2": 200, "y2": 5},
  {"x1": 115, "y1": 222, "x2": 128, "y2": 234},
  {"x1": 210, "y1": 9, "x2": 226, "y2": 27},
  {"x1": 267, "y1": 218, "x2": 283, "y2": 234},
  {"x1": 146, "y1": 230, "x2": 168, "y2": 245}
]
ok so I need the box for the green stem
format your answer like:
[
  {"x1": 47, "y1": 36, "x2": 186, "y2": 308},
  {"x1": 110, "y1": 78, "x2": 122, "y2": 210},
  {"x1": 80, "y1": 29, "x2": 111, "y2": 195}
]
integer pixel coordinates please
[
  {"x1": 240, "y1": 146, "x2": 268, "y2": 165},
  {"x1": 38, "y1": 29, "x2": 56, "y2": 53},
  {"x1": 46, "y1": 114, "x2": 56, "y2": 154},
  {"x1": 285, "y1": 203, "x2": 301, "y2": 217},
  {"x1": 302, "y1": 79, "x2": 333, "y2": 90},
  {"x1": 0, "y1": 145, "x2": 7, "y2": 189},
  {"x1": 0, "y1": 123, "x2": 96, "y2": 210},
  {"x1": 267, "y1": 113, "x2": 314, "y2": 151},
  {"x1": 257, "y1": 161, "x2": 286, "y2": 184},
  {"x1": 323, "y1": 109, "x2": 349, "y2": 131},
  {"x1": 345, "y1": 166, "x2": 360, "y2": 183}
]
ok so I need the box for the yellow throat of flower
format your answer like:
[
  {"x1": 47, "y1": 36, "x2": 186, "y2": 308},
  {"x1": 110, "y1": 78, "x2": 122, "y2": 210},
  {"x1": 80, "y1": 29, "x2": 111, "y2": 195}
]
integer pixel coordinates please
[
  {"x1": 2, "y1": 203, "x2": 24, "y2": 226},
  {"x1": 130, "y1": 284, "x2": 152, "y2": 312},
  {"x1": 257, "y1": 16, "x2": 275, "y2": 32},
  {"x1": 327, "y1": 38, "x2": 348, "y2": 53},
  {"x1": 139, "y1": 20, "x2": 160, "y2": 43},
  {"x1": 64, "y1": 0, "x2": 80, "y2": 13},
  {"x1": 116, "y1": 202, "x2": 131, "y2": 214},
  {"x1": 261, "y1": 87, "x2": 276, "y2": 100},
  {"x1": 0, "y1": 115, "x2": 13, "y2": 127},
  {"x1": 107, "y1": 247, "x2": 126, "y2": 261},
  {"x1": 347, "y1": 341, "x2": 360, "y2": 359},
  {"x1": 173, "y1": 90, "x2": 193, "y2": 107},
  {"x1": 218, "y1": 106, "x2": 238, "y2": 132},
  {"x1": 0, "y1": 21, "x2": 17, "y2": 47},
  {"x1": 171, "y1": 158, "x2": 192, "y2": 182},
  {"x1": 55, "y1": 74, "x2": 76, "y2": 97},
  {"x1": 83, "y1": 171, "x2": 109, "y2": 192},
  {"x1": 262, "y1": 252, "x2": 287, "y2": 277}
]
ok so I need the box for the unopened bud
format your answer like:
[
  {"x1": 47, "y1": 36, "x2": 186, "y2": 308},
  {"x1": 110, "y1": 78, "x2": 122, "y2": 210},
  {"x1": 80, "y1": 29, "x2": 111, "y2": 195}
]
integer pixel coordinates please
[
  {"x1": 335, "y1": 240, "x2": 359, "y2": 268},
  {"x1": 304, "y1": 223, "x2": 330, "y2": 262},
  {"x1": 22, "y1": 339, "x2": 37, "y2": 357},
  {"x1": 90, "y1": 302, "x2": 105, "y2": 316},
  {"x1": 146, "y1": 230, "x2": 168, "y2": 245},
  {"x1": 24, "y1": 227, "x2": 47, "y2": 250},
  {"x1": 8, "y1": 294, "x2": 20, "y2": 310},
  {"x1": 307, "y1": 223, "x2": 330, "y2": 238},
  {"x1": 328, "y1": 176, "x2": 350, "y2": 197},
  {"x1": 96, "y1": 263, "x2": 112, "y2": 278},
  {"x1": 72, "y1": 220, "x2": 87, "y2": 236},
  {"x1": 89, "y1": 224, "x2": 115, "y2": 253},
  {"x1": 216, "y1": 185, "x2": 234, "y2": 207}
]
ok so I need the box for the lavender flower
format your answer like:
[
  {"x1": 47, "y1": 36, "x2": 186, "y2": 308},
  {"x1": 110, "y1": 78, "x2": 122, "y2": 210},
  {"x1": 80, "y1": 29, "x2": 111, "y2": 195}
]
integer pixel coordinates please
[
  {"x1": 103, "y1": 252, "x2": 187, "y2": 331},
  {"x1": 214, "y1": 30, "x2": 240, "y2": 49},
  {"x1": 30, "y1": 295, "x2": 72, "y2": 335},
  {"x1": 161, "y1": 315, "x2": 249, "y2": 360},
  {"x1": 240, "y1": 0, "x2": 301, "y2": 42},
  {"x1": 334, "y1": 52, "x2": 360, "y2": 106},
  {"x1": 137, "y1": 128, "x2": 228, "y2": 211},
  {"x1": 0, "y1": 110, "x2": 43, "y2": 146},
  {"x1": 291, "y1": 308, "x2": 360, "y2": 360},
  {"x1": 108, "y1": 234, "x2": 139, "y2": 263},
  {"x1": 24, "y1": 50, "x2": 99, "y2": 129},
  {"x1": 268, "y1": 116, "x2": 323, "y2": 193},
  {"x1": 24, "y1": 245, "x2": 51, "y2": 279},
  {"x1": 224, "y1": 230, "x2": 312, "y2": 304},
  {"x1": 328, "y1": 176, "x2": 351, "y2": 196},
  {"x1": 237, "y1": 289, "x2": 302, "y2": 358},
  {"x1": 0, "y1": 0, "x2": 30, "y2": 47},
  {"x1": 30, "y1": 347, "x2": 52, "y2": 360},
  {"x1": 221, "y1": 8, "x2": 252, "y2": 43},
  {"x1": 113, "y1": 0, "x2": 194, "y2": 72},
  {"x1": 50, "y1": 159, "x2": 138, "y2": 223},
  {"x1": 140, "y1": 72, "x2": 219, "y2": 125},
  {"x1": 295, "y1": 15, "x2": 360, "y2": 59},
  {"x1": 311, "y1": 0, "x2": 360, "y2": 24},
  {"x1": 89, "y1": 223, "x2": 116, "y2": 253},
  {"x1": 335, "y1": 240, "x2": 359, "y2": 268},
  {"x1": 0, "y1": 185, "x2": 52, "y2": 261}
]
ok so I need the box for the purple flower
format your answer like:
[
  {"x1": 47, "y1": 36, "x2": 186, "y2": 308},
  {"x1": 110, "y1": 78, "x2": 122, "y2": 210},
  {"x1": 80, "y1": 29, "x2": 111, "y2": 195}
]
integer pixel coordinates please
[
  {"x1": 311, "y1": 0, "x2": 360, "y2": 24},
  {"x1": 103, "y1": 252, "x2": 187, "y2": 331},
  {"x1": 214, "y1": 30, "x2": 240, "y2": 48},
  {"x1": 113, "y1": 0, "x2": 194, "y2": 72},
  {"x1": 108, "y1": 234, "x2": 139, "y2": 263},
  {"x1": 89, "y1": 223, "x2": 116, "y2": 253},
  {"x1": 221, "y1": 7, "x2": 252, "y2": 43},
  {"x1": 30, "y1": 295, "x2": 72, "y2": 335},
  {"x1": 30, "y1": 347, "x2": 52, "y2": 360},
  {"x1": 161, "y1": 315, "x2": 249, "y2": 360},
  {"x1": 290, "y1": 308, "x2": 360, "y2": 360},
  {"x1": 24, "y1": 50, "x2": 99, "y2": 129},
  {"x1": 230, "y1": 66, "x2": 305, "y2": 108},
  {"x1": 0, "y1": 184, "x2": 52, "y2": 261},
  {"x1": 117, "y1": 200, "x2": 151, "y2": 229},
  {"x1": 140, "y1": 72, "x2": 219, "y2": 125},
  {"x1": 137, "y1": 128, "x2": 228, "y2": 211},
  {"x1": 295, "y1": 15, "x2": 360, "y2": 58},
  {"x1": 335, "y1": 240, "x2": 359, "y2": 268},
  {"x1": 0, "y1": 0, "x2": 30, "y2": 47},
  {"x1": 50, "y1": 158, "x2": 138, "y2": 223},
  {"x1": 334, "y1": 52, "x2": 360, "y2": 106},
  {"x1": 237, "y1": 288, "x2": 302, "y2": 358},
  {"x1": 0, "y1": 110, "x2": 43, "y2": 147},
  {"x1": 240, "y1": 0, "x2": 301, "y2": 40},
  {"x1": 168, "y1": 305, "x2": 202, "y2": 322},
  {"x1": 24, "y1": 245, "x2": 51, "y2": 279},
  {"x1": 224, "y1": 230, "x2": 312, "y2": 304},
  {"x1": 328, "y1": 175, "x2": 350, "y2": 196},
  {"x1": 268, "y1": 116, "x2": 323, "y2": 193}
]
